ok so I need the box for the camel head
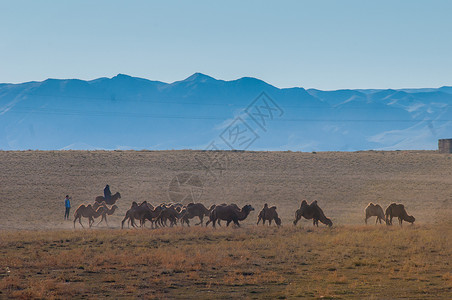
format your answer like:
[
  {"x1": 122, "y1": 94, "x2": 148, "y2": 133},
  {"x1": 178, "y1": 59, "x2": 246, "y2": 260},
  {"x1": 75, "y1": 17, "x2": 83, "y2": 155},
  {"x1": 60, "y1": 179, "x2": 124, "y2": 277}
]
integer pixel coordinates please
[
  {"x1": 324, "y1": 218, "x2": 333, "y2": 227},
  {"x1": 293, "y1": 209, "x2": 302, "y2": 225},
  {"x1": 117, "y1": 192, "x2": 121, "y2": 199},
  {"x1": 407, "y1": 215, "x2": 415, "y2": 224},
  {"x1": 243, "y1": 205, "x2": 255, "y2": 214},
  {"x1": 275, "y1": 217, "x2": 282, "y2": 226}
]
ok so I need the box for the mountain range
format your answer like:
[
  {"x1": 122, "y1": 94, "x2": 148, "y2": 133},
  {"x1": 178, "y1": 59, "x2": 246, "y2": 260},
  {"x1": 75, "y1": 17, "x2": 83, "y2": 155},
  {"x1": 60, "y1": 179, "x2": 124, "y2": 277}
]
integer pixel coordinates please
[{"x1": 0, "y1": 73, "x2": 451, "y2": 151}]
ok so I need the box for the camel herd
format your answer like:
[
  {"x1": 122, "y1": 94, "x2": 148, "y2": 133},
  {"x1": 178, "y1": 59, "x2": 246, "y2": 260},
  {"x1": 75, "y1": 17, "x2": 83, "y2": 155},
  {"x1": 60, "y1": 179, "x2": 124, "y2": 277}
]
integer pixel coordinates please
[{"x1": 73, "y1": 194, "x2": 416, "y2": 229}]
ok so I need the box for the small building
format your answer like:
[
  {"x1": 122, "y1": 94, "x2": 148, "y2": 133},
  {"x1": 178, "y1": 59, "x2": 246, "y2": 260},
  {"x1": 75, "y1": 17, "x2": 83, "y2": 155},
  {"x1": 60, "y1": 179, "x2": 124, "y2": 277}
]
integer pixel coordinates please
[{"x1": 438, "y1": 139, "x2": 452, "y2": 153}]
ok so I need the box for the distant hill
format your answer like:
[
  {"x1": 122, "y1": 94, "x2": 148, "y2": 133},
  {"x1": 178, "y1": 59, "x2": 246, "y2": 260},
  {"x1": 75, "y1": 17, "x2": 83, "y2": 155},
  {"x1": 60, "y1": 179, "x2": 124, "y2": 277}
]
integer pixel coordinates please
[{"x1": 0, "y1": 73, "x2": 451, "y2": 151}]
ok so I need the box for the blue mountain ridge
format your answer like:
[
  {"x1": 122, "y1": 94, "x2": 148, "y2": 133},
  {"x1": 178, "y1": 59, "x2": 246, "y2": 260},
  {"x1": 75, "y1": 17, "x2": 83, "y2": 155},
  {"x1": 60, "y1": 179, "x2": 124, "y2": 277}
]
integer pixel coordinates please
[{"x1": 0, "y1": 73, "x2": 451, "y2": 151}]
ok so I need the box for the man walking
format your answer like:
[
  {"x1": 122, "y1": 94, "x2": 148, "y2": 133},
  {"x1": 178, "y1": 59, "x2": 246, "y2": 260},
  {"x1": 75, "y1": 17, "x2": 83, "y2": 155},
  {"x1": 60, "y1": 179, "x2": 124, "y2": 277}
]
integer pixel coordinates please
[{"x1": 64, "y1": 195, "x2": 71, "y2": 220}]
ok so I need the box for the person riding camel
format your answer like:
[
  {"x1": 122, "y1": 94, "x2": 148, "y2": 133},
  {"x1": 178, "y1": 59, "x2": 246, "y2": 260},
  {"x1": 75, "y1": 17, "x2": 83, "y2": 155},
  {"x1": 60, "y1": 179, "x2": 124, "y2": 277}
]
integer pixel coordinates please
[{"x1": 104, "y1": 184, "x2": 112, "y2": 202}]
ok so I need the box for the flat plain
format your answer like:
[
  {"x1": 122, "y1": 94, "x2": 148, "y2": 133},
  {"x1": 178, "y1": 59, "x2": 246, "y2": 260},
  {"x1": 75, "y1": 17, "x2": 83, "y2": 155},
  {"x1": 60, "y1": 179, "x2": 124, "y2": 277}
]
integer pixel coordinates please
[{"x1": 0, "y1": 150, "x2": 451, "y2": 299}]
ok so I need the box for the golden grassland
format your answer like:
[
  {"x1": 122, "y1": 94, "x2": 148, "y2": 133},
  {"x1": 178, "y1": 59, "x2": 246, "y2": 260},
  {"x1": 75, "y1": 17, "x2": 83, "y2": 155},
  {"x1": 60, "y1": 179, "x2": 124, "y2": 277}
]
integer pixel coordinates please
[
  {"x1": 1, "y1": 225, "x2": 451, "y2": 299},
  {"x1": 0, "y1": 150, "x2": 451, "y2": 229},
  {"x1": 0, "y1": 150, "x2": 452, "y2": 298}
]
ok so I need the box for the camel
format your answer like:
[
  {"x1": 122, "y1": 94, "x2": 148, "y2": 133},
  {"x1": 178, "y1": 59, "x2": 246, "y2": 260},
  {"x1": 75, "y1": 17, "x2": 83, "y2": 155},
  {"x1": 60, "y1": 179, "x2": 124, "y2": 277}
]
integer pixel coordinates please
[
  {"x1": 121, "y1": 201, "x2": 153, "y2": 229},
  {"x1": 205, "y1": 203, "x2": 238, "y2": 227},
  {"x1": 142, "y1": 206, "x2": 166, "y2": 228},
  {"x1": 208, "y1": 204, "x2": 255, "y2": 227},
  {"x1": 181, "y1": 203, "x2": 211, "y2": 226},
  {"x1": 91, "y1": 201, "x2": 118, "y2": 227},
  {"x1": 155, "y1": 206, "x2": 186, "y2": 227},
  {"x1": 257, "y1": 203, "x2": 281, "y2": 226},
  {"x1": 364, "y1": 203, "x2": 385, "y2": 224},
  {"x1": 95, "y1": 192, "x2": 121, "y2": 205},
  {"x1": 385, "y1": 203, "x2": 415, "y2": 226},
  {"x1": 293, "y1": 200, "x2": 333, "y2": 227},
  {"x1": 73, "y1": 204, "x2": 106, "y2": 228}
]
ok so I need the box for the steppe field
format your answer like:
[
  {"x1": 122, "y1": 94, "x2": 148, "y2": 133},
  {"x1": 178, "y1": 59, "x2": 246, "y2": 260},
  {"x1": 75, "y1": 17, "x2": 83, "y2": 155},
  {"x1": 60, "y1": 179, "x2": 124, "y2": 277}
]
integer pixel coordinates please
[{"x1": 0, "y1": 150, "x2": 451, "y2": 299}]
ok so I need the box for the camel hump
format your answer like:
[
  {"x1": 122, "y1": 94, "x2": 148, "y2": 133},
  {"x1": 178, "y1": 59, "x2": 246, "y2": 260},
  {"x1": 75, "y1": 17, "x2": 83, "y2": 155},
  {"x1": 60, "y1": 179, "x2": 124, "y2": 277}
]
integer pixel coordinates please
[{"x1": 270, "y1": 206, "x2": 277, "y2": 210}]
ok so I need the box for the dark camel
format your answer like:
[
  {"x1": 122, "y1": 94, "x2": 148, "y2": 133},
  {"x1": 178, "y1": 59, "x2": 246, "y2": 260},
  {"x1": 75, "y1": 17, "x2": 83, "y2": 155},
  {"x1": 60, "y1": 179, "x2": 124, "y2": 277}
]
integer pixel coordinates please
[
  {"x1": 95, "y1": 192, "x2": 121, "y2": 205},
  {"x1": 208, "y1": 204, "x2": 255, "y2": 227},
  {"x1": 293, "y1": 200, "x2": 333, "y2": 227},
  {"x1": 121, "y1": 201, "x2": 152, "y2": 229},
  {"x1": 385, "y1": 203, "x2": 415, "y2": 226},
  {"x1": 257, "y1": 203, "x2": 281, "y2": 226},
  {"x1": 181, "y1": 203, "x2": 212, "y2": 226}
]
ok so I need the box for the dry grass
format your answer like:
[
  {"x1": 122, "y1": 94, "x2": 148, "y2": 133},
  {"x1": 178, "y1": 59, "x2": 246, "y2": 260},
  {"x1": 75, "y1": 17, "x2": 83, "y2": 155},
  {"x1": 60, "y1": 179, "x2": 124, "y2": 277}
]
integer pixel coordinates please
[
  {"x1": 0, "y1": 150, "x2": 452, "y2": 298},
  {"x1": 0, "y1": 225, "x2": 451, "y2": 299}
]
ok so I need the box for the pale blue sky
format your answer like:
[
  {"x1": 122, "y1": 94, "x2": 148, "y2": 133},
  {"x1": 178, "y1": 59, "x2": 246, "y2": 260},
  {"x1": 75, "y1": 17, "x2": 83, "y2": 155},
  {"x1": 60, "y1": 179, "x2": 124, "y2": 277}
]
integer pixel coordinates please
[{"x1": 1, "y1": 0, "x2": 451, "y2": 89}]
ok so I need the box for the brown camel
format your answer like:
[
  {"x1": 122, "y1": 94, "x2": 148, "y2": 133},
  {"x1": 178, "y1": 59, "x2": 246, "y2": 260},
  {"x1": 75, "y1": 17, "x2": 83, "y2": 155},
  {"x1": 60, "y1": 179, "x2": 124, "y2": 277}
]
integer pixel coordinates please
[
  {"x1": 364, "y1": 202, "x2": 385, "y2": 224},
  {"x1": 208, "y1": 204, "x2": 255, "y2": 227},
  {"x1": 181, "y1": 203, "x2": 211, "y2": 226},
  {"x1": 385, "y1": 203, "x2": 415, "y2": 226},
  {"x1": 95, "y1": 192, "x2": 121, "y2": 205},
  {"x1": 91, "y1": 202, "x2": 118, "y2": 227},
  {"x1": 73, "y1": 204, "x2": 106, "y2": 228},
  {"x1": 257, "y1": 203, "x2": 281, "y2": 226},
  {"x1": 121, "y1": 201, "x2": 153, "y2": 229},
  {"x1": 155, "y1": 206, "x2": 186, "y2": 227},
  {"x1": 293, "y1": 200, "x2": 333, "y2": 227},
  {"x1": 141, "y1": 206, "x2": 166, "y2": 228}
]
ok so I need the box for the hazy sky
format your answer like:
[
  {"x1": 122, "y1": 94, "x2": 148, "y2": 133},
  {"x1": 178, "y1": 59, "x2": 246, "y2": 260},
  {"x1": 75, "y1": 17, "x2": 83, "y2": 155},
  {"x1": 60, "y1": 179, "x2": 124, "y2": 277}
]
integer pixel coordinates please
[{"x1": 1, "y1": 0, "x2": 451, "y2": 89}]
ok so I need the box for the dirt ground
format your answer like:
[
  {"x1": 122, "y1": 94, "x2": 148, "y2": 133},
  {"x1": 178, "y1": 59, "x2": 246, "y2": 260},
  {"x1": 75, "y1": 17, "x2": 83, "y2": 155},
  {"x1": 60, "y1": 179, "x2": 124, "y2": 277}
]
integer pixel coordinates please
[{"x1": 0, "y1": 150, "x2": 451, "y2": 229}]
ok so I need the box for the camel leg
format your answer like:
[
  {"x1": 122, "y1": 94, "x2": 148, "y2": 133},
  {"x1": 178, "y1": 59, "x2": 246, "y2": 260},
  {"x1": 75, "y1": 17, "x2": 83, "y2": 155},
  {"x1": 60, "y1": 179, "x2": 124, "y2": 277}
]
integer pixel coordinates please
[
  {"x1": 269, "y1": 219, "x2": 272, "y2": 226},
  {"x1": 257, "y1": 216, "x2": 261, "y2": 225},
  {"x1": 79, "y1": 217, "x2": 85, "y2": 229},
  {"x1": 365, "y1": 216, "x2": 368, "y2": 225},
  {"x1": 212, "y1": 218, "x2": 216, "y2": 228},
  {"x1": 96, "y1": 215, "x2": 105, "y2": 227},
  {"x1": 217, "y1": 219, "x2": 222, "y2": 227},
  {"x1": 233, "y1": 218, "x2": 240, "y2": 227},
  {"x1": 74, "y1": 215, "x2": 78, "y2": 228},
  {"x1": 121, "y1": 217, "x2": 127, "y2": 229}
]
